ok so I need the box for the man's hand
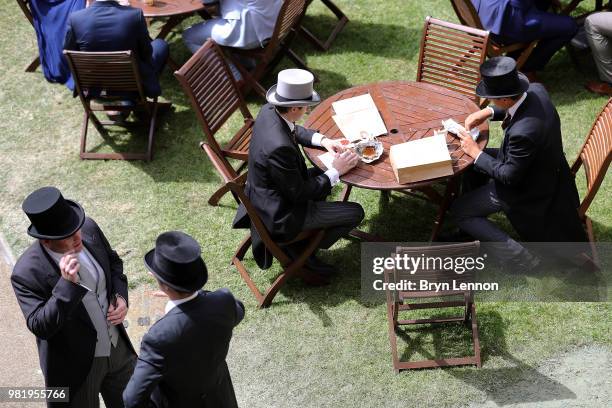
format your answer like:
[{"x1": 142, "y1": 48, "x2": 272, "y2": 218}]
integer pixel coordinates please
[
  {"x1": 464, "y1": 108, "x2": 493, "y2": 131},
  {"x1": 321, "y1": 137, "x2": 346, "y2": 154},
  {"x1": 107, "y1": 296, "x2": 128, "y2": 326},
  {"x1": 458, "y1": 130, "x2": 482, "y2": 159},
  {"x1": 59, "y1": 253, "x2": 80, "y2": 284},
  {"x1": 332, "y1": 150, "x2": 360, "y2": 175}
]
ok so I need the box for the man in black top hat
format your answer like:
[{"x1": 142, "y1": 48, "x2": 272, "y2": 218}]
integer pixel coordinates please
[
  {"x1": 450, "y1": 56, "x2": 587, "y2": 267},
  {"x1": 11, "y1": 187, "x2": 136, "y2": 407},
  {"x1": 233, "y1": 69, "x2": 365, "y2": 281},
  {"x1": 123, "y1": 231, "x2": 244, "y2": 408}
]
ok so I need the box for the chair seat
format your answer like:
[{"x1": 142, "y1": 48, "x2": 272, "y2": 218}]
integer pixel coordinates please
[{"x1": 222, "y1": 119, "x2": 253, "y2": 161}]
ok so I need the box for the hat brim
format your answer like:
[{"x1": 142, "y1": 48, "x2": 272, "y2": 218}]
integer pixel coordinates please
[
  {"x1": 475, "y1": 72, "x2": 530, "y2": 99},
  {"x1": 144, "y1": 249, "x2": 207, "y2": 293},
  {"x1": 27, "y1": 200, "x2": 86, "y2": 240},
  {"x1": 266, "y1": 84, "x2": 321, "y2": 107}
]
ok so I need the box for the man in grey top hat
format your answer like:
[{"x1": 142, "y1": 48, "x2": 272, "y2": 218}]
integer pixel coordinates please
[
  {"x1": 233, "y1": 68, "x2": 364, "y2": 281},
  {"x1": 11, "y1": 186, "x2": 136, "y2": 407}
]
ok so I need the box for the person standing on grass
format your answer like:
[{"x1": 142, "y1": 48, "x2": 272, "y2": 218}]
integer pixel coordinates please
[
  {"x1": 123, "y1": 231, "x2": 244, "y2": 408},
  {"x1": 11, "y1": 186, "x2": 136, "y2": 408},
  {"x1": 450, "y1": 57, "x2": 587, "y2": 269}
]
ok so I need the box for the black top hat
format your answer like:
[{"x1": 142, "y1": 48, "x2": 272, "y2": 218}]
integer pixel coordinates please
[
  {"x1": 144, "y1": 231, "x2": 208, "y2": 293},
  {"x1": 22, "y1": 187, "x2": 86, "y2": 240},
  {"x1": 476, "y1": 56, "x2": 530, "y2": 99}
]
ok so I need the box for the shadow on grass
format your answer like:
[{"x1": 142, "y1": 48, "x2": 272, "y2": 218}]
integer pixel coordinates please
[
  {"x1": 448, "y1": 310, "x2": 577, "y2": 405},
  {"x1": 298, "y1": 14, "x2": 420, "y2": 59}
]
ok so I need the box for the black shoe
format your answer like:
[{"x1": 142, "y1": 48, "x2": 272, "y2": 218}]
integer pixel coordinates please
[
  {"x1": 435, "y1": 230, "x2": 474, "y2": 243},
  {"x1": 500, "y1": 250, "x2": 542, "y2": 274},
  {"x1": 300, "y1": 269, "x2": 331, "y2": 286},
  {"x1": 305, "y1": 256, "x2": 337, "y2": 276}
]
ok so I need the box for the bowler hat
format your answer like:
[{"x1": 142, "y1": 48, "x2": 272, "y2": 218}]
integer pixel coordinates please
[
  {"x1": 475, "y1": 56, "x2": 530, "y2": 99},
  {"x1": 266, "y1": 69, "x2": 321, "y2": 107},
  {"x1": 22, "y1": 187, "x2": 85, "y2": 240},
  {"x1": 144, "y1": 231, "x2": 208, "y2": 293}
]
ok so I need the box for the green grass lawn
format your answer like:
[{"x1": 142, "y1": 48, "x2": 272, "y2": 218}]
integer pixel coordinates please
[{"x1": 1, "y1": 1, "x2": 611, "y2": 407}]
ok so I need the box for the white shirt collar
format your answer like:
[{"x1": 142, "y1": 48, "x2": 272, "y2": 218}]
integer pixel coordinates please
[
  {"x1": 165, "y1": 291, "x2": 199, "y2": 314},
  {"x1": 277, "y1": 110, "x2": 295, "y2": 132},
  {"x1": 507, "y1": 92, "x2": 527, "y2": 118}
]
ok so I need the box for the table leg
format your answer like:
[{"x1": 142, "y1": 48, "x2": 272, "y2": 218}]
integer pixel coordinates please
[
  {"x1": 341, "y1": 184, "x2": 352, "y2": 202},
  {"x1": 429, "y1": 178, "x2": 458, "y2": 242},
  {"x1": 156, "y1": 15, "x2": 189, "y2": 40}
]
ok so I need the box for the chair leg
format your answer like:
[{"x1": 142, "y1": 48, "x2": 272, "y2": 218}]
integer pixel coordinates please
[
  {"x1": 470, "y1": 303, "x2": 482, "y2": 368},
  {"x1": 25, "y1": 55, "x2": 40, "y2": 72},
  {"x1": 232, "y1": 256, "x2": 265, "y2": 305},
  {"x1": 233, "y1": 234, "x2": 252, "y2": 262},
  {"x1": 79, "y1": 111, "x2": 91, "y2": 159},
  {"x1": 146, "y1": 101, "x2": 159, "y2": 162},
  {"x1": 430, "y1": 179, "x2": 458, "y2": 242},
  {"x1": 208, "y1": 183, "x2": 232, "y2": 206},
  {"x1": 585, "y1": 216, "x2": 600, "y2": 265},
  {"x1": 299, "y1": 0, "x2": 349, "y2": 51}
]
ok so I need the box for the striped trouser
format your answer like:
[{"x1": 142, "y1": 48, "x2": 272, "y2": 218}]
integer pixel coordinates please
[{"x1": 68, "y1": 335, "x2": 136, "y2": 408}]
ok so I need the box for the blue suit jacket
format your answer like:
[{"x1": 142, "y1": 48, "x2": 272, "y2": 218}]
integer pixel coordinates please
[
  {"x1": 471, "y1": 0, "x2": 542, "y2": 38},
  {"x1": 64, "y1": 1, "x2": 161, "y2": 96}
]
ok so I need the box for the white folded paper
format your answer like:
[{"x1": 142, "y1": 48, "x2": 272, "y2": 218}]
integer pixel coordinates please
[
  {"x1": 318, "y1": 151, "x2": 335, "y2": 170},
  {"x1": 332, "y1": 94, "x2": 388, "y2": 142},
  {"x1": 442, "y1": 118, "x2": 479, "y2": 141}
]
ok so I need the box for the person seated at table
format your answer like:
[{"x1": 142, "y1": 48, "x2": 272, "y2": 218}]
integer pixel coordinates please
[
  {"x1": 471, "y1": 0, "x2": 578, "y2": 81},
  {"x1": 232, "y1": 69, "x2": 364, "y2": 282},
  {"x1": 64, "y1": 0, "x2": 169, "y2": 119},
  {"x1": 585, "y1": 12, "x2": 612, "y2": 95},
  {"x1": 450, "y1": 57, "x2": 586, "y2": 270},
  {"x1": 28, "y1": 0, "x2": 86, "y2": 89},
  {"x1": 183, "y1": 0, "x2": 282, "y2": 54}
]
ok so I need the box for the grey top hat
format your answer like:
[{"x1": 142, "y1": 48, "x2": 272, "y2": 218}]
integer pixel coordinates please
[{"x1": 266, "y1": 69, "x2": 321, "y2": 107}]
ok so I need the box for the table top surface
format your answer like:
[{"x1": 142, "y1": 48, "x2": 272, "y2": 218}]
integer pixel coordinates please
[
  {"x1": 128, "y1": 0, "x2": 205, "y2": 17},
  {"x1": 303, "y1": 81, "x2": 489, "y2": 191}
]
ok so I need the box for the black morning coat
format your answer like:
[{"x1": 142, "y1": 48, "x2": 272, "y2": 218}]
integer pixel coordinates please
[
  {"x1": 474, "y1": 83, "x2": 587, "y2": 242},
  {"x1": 122, "y1": 289, "x2": 245, "y2": 408},
  {"x1": 233, "y1": 104, "x2": 332, "y2": 268},
  {"x1": 10, "y1": 217, "x2": 135, "y2": 407}
]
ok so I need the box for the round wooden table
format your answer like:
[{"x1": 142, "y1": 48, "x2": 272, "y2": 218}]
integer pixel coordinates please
[
  {"x1": 128, "y1": 0, "x2": 210, "y2": 40},
  {"x1": 303, "y1": 81, "x2": 489, "y2": 241}
]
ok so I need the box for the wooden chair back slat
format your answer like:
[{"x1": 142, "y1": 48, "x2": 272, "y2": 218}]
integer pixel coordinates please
[
  {"x1": 276, "y1": 0, "x2": 308, "y2": 45},
  {"x1": 573, "y1": 98, "x2": 612, "y2": 217},
  {"x1": 177, "y1": 40, "x2": 254, "y2": 206},
  {"x1": 175, "y1": 41, "x2": 248, "y2": 140},
  {"x1": 64, "y1": 50, "x2": 144, "y2": 97},
  {"x1": 384, "y1": 241, "x2": 482, "y2": 371},
  {"x1": 416, "y1": 17, "x2": 489, "y2": 104}
]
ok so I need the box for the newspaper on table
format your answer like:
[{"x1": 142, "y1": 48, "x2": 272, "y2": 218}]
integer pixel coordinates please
[
  {"x1": 441, "y1": 118, "x2": 479, "y2": 141},
  {"x1": 332, "y1": 94, "x2": 388, "y2": 142}
]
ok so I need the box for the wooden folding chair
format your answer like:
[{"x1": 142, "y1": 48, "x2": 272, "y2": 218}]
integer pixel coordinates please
[
  {"x1": 227, "y1": 175, "x2": 325, "y2": 308},
  {"x1": 450, "y1": 0, "x2": 538, "y2": 71},
  {"x1": 570, "y1": 98, "x2": 612, "y2": 263},
  {"x1": 299, "y1": 0, "x2": 349, "y2": 51},
  {"x1": 221, "y1": 0, "x2": 312, "y2": 96},
  {"x1": 64, "y1": 50, "x2": 162, "y2": 161},
  {"x1": 174, "y1": 40, "x2": 254, "y2": 206},
  {"x1": 384, "y1": 242, "x2": 482, "y2": 371},
  {"x1": 416, "y1": 17, "x2": 490, "y2": 107},
  {"x1": 16, "y1": 0, "x2": 41, "y2": 72}
]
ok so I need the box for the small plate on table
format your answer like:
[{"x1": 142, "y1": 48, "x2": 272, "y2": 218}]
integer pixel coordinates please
[{"x1": 354, "y1": 139, "x2": 383, "y2": 163}]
